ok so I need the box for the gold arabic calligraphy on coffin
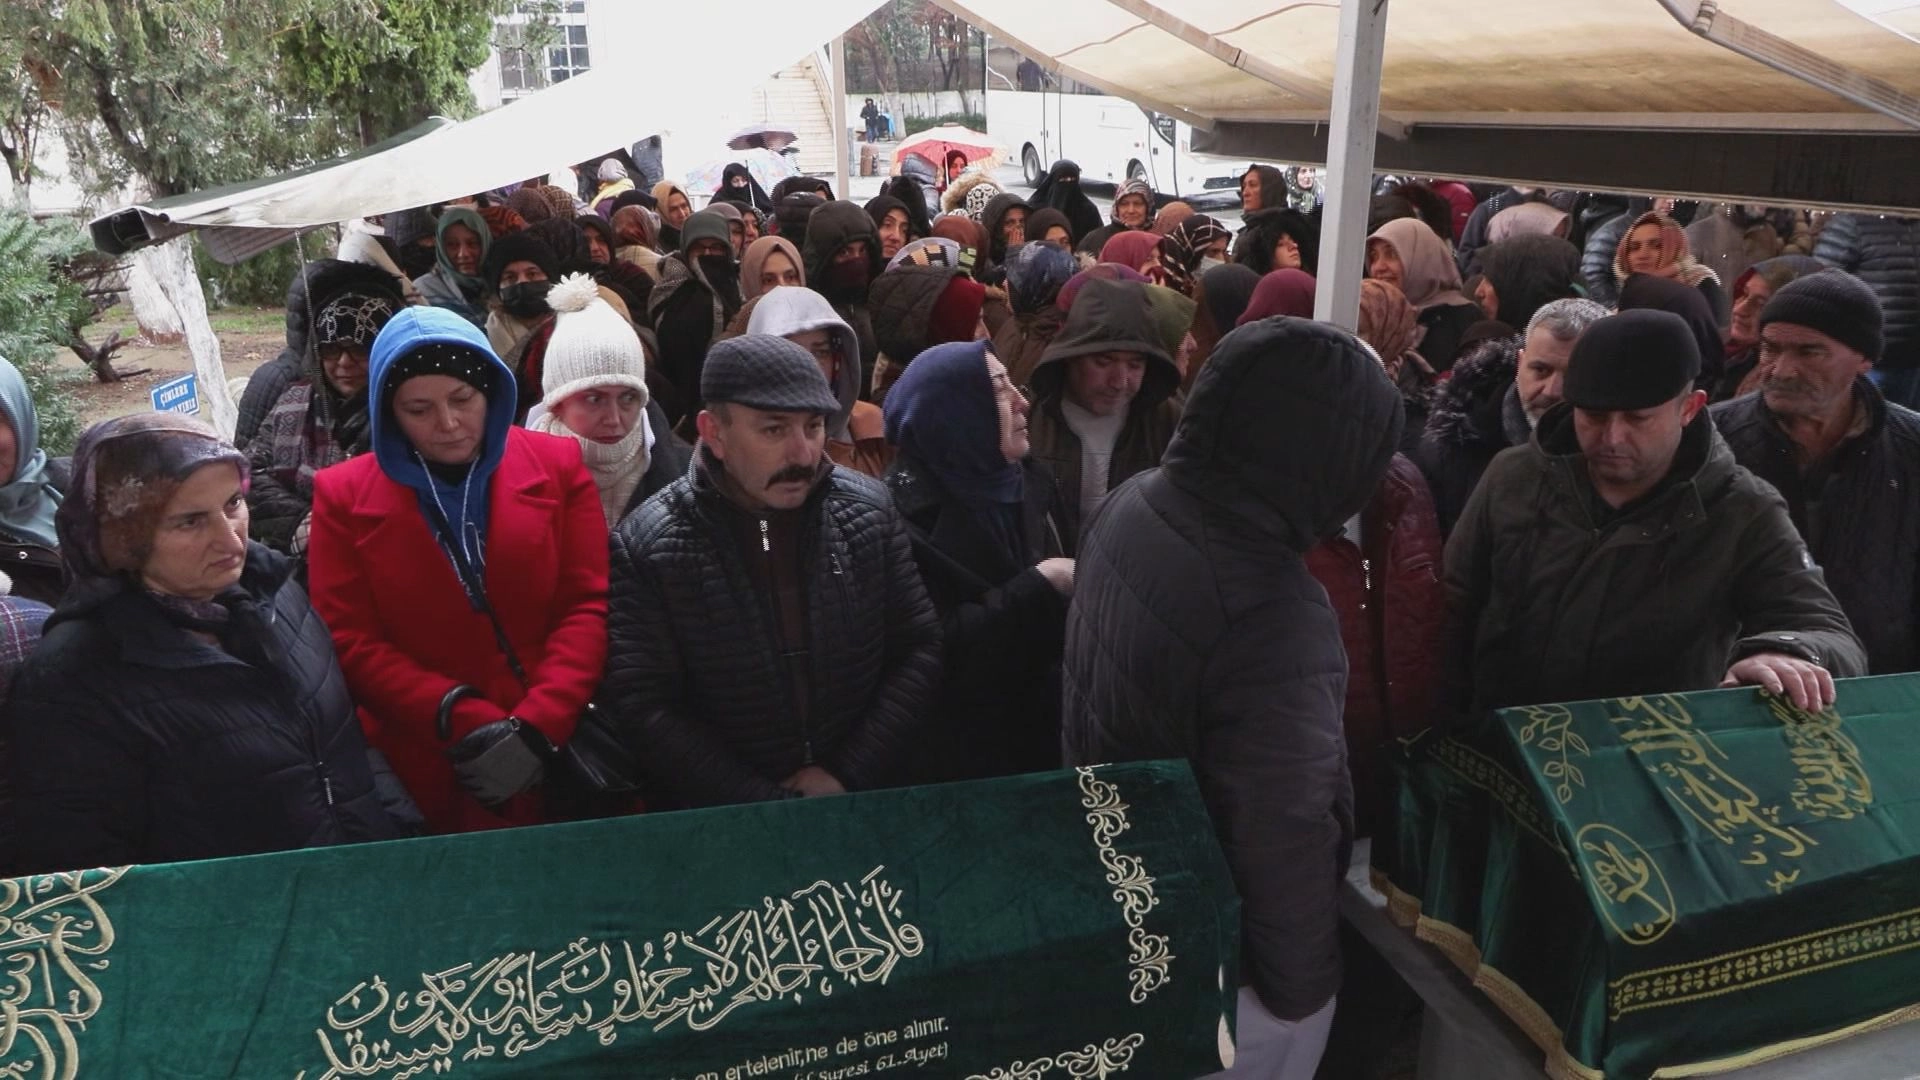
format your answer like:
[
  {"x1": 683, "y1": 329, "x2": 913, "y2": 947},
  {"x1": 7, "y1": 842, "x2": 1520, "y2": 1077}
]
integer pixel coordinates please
[{"x1": 300, "y1": 865, "x2": 923, "y2": 1080}]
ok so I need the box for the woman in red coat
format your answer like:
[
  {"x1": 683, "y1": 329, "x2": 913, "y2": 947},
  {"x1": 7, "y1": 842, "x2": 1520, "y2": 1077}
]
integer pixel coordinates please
[
  {"x1": 308, "y1": 306, "x2": 608, "y2": 833},
  {"x1": 1302, "y1": 454, "x2": 1444, "y2": 839}
]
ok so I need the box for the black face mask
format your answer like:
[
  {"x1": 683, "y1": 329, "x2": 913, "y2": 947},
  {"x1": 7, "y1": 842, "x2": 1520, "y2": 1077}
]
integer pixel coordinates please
[
  {"x1": 500, "y1": 280, "x2": 552, "y2": 318},
  {"x1": 696, "y1": 254, "x2": 737, "y2": 284},
  {"x1": 398, "y1": 245, "x2": 438, "y2": 279},
  {"x1": 826, "y1": 259, "x2": 871, "y2": 299}
]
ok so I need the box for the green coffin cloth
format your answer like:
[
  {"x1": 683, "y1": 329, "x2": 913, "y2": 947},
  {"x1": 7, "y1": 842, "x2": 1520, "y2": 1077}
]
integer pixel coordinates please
[
  {"x1": 1377, "y1": 675, "x2": 1920, "y2": 1079},
  {"x1": 0, "y1": 762, "x2": 1239, "y2": 1079}
]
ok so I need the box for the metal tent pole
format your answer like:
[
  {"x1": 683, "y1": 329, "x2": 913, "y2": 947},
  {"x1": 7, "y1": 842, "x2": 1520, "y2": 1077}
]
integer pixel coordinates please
[
  {"x1": 1312, "y1": 0, "x2": 1391, "y2": 332},
  {"x1": 832, "y1": 35, "x2": 852, "y2": 197}
]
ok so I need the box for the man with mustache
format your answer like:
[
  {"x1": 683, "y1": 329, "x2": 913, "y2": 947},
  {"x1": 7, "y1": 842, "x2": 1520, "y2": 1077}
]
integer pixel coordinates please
[
  {"x1": 1444, "y1": 308, "x2": 1863, "y2": 719},
  {"x1": 1714, "y1": 270, "x2": 1920, "y2": 674},
  {"x1": 601, "y1": 335, "x2": 942, "y2": 807}
]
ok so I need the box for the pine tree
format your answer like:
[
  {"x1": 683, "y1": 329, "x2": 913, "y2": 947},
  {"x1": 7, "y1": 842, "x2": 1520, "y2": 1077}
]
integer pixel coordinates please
[{"x1": 0, "y1": 208, "x2": 90, "y2": 452}]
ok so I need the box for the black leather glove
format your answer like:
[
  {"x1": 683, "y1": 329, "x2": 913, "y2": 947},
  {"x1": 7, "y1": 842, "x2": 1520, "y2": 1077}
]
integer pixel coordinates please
[{"x1": 445, "y1": 719, "x2": 549, "y2": 811}]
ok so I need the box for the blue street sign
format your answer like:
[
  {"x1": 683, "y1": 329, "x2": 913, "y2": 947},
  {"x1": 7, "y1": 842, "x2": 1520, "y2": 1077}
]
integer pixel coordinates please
[{"x1": 150, "y1": 372, "x2": 200, "y2": 416}]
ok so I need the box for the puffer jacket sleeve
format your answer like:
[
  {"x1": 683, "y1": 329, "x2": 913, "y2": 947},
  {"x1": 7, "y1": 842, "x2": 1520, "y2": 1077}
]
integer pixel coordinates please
[
  {"x1": 1812, "y1": 212, "x2": 1862, "y2": 271},
  {"x1": 603, "y1": 524, "x2": 793, "y2": 806},
  {"x1": 5, "y1": 674, "x2": 145, "y2": 872},
  {"x1": 1729, "y1": 491, "x2": 1868, "y2": 678},
  {"x1": 507, "y1": 441, "x2": 608, "y2": 746},
  {"x1": 307, "y1": 467, "x2": 509, "y2": 744},
  {"x1": 823, "y1": 504, "x2": 943, "y2": 791},
  {"x1": 1581, "y1": 212, "x2": 1629, "y2": 309},
  {"x1": 1198, "y1": 597, "x2": 1351, "y2": 1021}
]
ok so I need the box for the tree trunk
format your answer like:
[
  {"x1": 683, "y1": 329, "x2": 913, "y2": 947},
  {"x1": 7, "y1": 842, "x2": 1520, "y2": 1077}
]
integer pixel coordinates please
[
  {"x1": 135, "y1": 240, "x2": 238, "y2": 436},
  {"x1": 68, "y1": 330, "x2": 146, "y2": 383}
]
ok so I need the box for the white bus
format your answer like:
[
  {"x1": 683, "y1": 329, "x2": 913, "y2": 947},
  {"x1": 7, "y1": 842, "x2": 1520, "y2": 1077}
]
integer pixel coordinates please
[{"x1": 984, "y1": 44, "x2": 1246, "y2": 201}]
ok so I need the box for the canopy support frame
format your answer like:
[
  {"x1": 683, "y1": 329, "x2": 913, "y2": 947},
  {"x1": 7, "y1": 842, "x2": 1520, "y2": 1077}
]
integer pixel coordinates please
[
  {"x1": 832, "y1": 37, "x2": 852, "y2": 200},
  {"x1": 1098, "y1": 0, "x2": 1410, "y2": 139},
  {"x1": 1313, "y1": 0, "x2": 1390, "y2": 333},
  {"x1": 1655, "y1": 0, "x2": 1920, "y2": 129}
]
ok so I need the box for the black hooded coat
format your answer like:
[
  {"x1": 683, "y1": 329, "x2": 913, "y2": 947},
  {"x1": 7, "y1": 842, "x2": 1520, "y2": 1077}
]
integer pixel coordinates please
[
  {"x1": 1061, "y1": 317, "x2": 1404, "y2": 1021},
  {"x1": 803, "y1": 201, "x2": 885, "y2": 391}
]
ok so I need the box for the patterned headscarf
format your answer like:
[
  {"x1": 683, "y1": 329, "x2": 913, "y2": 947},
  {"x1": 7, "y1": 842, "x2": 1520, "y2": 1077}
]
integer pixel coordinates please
[
  {"x1": 931, "y1": 216, "x2": 989, "y2": 277},
  {"x1": 1159, "y1": 215, "x2": 1232, "y2": 296},
  {"x1": 59, "y1": 413, "x2": 248, "y2": 581},
  {"x1": 964, "y1": 182, "x2": 1002, "y2": 221},
  {"x1": 313, "y1": 293, "x2": 399, "y2": 350},
  {"x1": 889, "y1": 237, "x2": 966, "y2": 271},
  {"x1": 1002, "y1": 242, "x2": 1077, "y2": 315},
  {"x1": 1356, "y1": 278, "x2": 1426, "y2": 382},
  {"x1": 538, "y1": 184, "x2": 579, "y2": 219}
]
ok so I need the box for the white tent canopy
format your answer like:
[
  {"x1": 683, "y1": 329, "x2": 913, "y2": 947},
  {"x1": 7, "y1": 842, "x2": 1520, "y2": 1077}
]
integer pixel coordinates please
[
  {"x1": 90, "y1": 0, "x2": 884, "y2": 260},
  {"x1": 938, "y1": 0, "x2": 1920, "y2": 211},
  {"x1": 91, "y1": 0, "x2": 1920, "y2": 261}
]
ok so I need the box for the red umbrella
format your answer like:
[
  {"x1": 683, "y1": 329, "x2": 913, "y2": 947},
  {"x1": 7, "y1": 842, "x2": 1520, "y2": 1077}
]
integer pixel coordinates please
[{"x1": 891, "y1": 125, "x2": 1005, "y2": 179}]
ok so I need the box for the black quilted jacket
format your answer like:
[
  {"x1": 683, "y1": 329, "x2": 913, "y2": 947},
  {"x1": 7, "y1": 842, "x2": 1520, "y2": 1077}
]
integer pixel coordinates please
[
  {"x1": 1814, "y1": 214, "x2": 1920, "y2": 371},
  {"x1": 603, "y1": 449, "x2": 942, "y2": 808},
  {"x1": 4, "y1": 543, "x2": 407, "y2": 873}
]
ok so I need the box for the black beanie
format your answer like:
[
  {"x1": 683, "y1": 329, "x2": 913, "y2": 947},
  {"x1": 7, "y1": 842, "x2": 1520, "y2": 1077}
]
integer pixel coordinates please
[
  {"x1": 481, "y1": 231, "x2": 559, "y2": 294},
  {"x1": 1563, "y1": 309, "x2": 1701, "y2": 411},
  {"x1": 379, "y1": 342, "x2": 497, "y2": 416},
  {"x1": 1759, "y1": 269, "x2": 1883, "y2": 363}
]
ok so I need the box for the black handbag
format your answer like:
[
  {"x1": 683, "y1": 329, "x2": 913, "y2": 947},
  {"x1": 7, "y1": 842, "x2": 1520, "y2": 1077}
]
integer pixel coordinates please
[{"x1": 426, "y1": 508, "x2": 641, "y2": 809}]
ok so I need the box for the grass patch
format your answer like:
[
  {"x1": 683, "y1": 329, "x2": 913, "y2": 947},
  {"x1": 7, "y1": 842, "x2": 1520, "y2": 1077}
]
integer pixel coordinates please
[
  {"x1": 92, "y1": 305, "x2": 284, "y2": 341},
  {"x1": 210, "y1": 306, "x2": 285, "y2": 335}
]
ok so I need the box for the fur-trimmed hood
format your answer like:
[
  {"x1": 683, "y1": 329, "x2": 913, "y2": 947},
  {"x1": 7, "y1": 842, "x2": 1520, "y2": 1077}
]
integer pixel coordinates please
[
  {"x1": 942, "y1": 172, "x2": 1002, "y2": 214},
  {"x1": 1423, "y1": 332, "x2": 1528, "y2": 451}
]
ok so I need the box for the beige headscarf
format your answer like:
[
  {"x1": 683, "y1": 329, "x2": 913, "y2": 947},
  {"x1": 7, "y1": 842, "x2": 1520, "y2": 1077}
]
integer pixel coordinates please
[
  {"x1": 1368, "y1": 217, "x2": 1472, "y2": 311},
  {"x1": 739, "y1": 236, "x2": 806, "y2": 302}
]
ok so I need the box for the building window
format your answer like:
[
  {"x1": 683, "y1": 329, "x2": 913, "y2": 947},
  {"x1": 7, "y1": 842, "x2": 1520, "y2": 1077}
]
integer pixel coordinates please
[{"x1": 498, "y1": 1, "x2": 590, "y2": 98}]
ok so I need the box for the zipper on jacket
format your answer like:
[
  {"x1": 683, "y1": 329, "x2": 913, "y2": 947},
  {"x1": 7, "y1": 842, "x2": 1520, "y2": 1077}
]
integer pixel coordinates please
[
  {"x1": 320, "y1": 770, "x2": 336, "y2": 807},
  {"x1": 830, "y1": 553, "x2": 844, "y2": 576},
  {"x1": 1361, "y1": 557, "x2": 1373, "y2": 608},
  {"x1": 761, "y1": 513, "x2": 816, "y2": 765}
]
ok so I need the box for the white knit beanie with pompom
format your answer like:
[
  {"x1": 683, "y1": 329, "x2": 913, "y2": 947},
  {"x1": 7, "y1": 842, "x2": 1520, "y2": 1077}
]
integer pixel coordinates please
[{"x1": 540, "y1": 273, "x2": 650, "y2": 411}]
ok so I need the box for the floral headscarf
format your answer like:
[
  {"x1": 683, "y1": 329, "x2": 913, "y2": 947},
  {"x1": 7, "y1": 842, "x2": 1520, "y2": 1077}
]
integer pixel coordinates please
[
  {"x1": 58, "y1": 413, "x2": 248, "y2": 581},
  {"x1": 1002, "y1": 242, "x2": 1078, "y2": 315}
]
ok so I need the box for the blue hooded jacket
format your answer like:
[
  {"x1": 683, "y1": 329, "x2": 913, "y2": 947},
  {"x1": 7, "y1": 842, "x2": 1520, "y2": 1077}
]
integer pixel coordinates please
[{"x1": 366, "y1": 307, "x2": 518, "y2": 574}]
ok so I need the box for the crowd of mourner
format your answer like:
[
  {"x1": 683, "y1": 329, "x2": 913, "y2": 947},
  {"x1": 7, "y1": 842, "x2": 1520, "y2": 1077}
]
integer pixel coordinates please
[{"x1": 1, "y1": 150, "x2": 1915, "y2": 1076}]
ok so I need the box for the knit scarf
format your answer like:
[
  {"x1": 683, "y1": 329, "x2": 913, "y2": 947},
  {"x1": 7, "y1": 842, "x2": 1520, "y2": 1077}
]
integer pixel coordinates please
[{"x1": 527, "y1": 408, "x2": 652, "y2": 526}]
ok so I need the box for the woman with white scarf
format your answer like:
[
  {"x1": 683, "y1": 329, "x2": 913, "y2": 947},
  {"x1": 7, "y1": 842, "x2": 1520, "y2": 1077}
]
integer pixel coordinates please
[{"x1": 525, "y1": 274, "x2": 690, "y2": 530}]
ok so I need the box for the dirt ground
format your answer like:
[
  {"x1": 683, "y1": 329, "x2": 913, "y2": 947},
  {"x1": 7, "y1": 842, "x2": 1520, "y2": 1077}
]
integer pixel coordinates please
[{"x1": 61, "y1": 306, "x2": 286, "y2": 429}]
